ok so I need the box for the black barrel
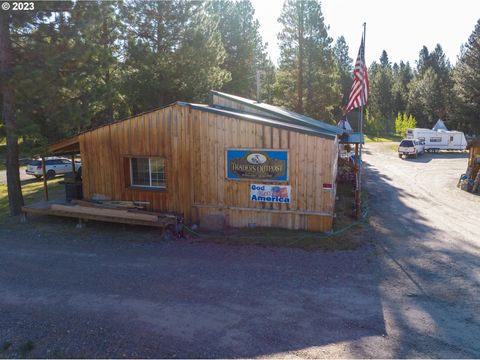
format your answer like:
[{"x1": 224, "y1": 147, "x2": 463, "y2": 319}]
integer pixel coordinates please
[{"x1": 65, "y1": 182, "x2": 83, "y2": 202}]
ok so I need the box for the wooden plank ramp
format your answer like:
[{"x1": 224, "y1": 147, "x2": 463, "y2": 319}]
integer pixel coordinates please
[{"x1": 22, "y1": 202, "x2": 177, "y2": 230}]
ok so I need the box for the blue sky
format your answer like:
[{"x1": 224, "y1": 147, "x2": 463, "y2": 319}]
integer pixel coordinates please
[{"x1": 251, "y1": 0, "x2": 480, "y2": 67}]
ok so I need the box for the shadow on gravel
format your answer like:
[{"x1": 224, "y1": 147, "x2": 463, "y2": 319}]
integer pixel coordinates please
[
  {"x1": 360, "y1": 160, "x2": 480, "y2": 358},
  {"x1": 1, "y1": 154, "x2": 478, "y2": 357},
  {"x1": 0, "y1": 214, "x2": 389, "y2": 358},
  {"x1": 399, "y1": 151, "x2": 468, "y2": 163}
]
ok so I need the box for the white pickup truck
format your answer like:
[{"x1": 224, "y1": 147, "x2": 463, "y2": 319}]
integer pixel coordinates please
[{"x1": 398, "y1": 139, "x2": 425, "y2": 158}]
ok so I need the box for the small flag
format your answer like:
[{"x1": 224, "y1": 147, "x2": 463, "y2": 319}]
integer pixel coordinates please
[{"x1": 346, "y1": 35, "x2": 369, "y2": 113}]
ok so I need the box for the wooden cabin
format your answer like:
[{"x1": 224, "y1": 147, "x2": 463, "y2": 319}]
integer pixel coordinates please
[
  {"x1": 466, "y1": 137, "x2": 480, "y2": 186},
  {"x1": 48, "y1": 91, "x2": 345, "y2": 232},
  {"x1": 467, "y1": 137, "x2": 480, "y2": 164}
]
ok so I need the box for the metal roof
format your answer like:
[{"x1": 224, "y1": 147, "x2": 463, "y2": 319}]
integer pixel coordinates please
[
  {"x1": 210, "y1": 90, "x2": 344, "y2": 136},
  {"x1": 341, "y1": 132, "x2": 365, "y2": 144},
  {"x1": 176, "y1": 102, "x2": 337, "y2": 139},
  {"x1": 48, "y1": 99, "x2": 340, "y2": 154}
]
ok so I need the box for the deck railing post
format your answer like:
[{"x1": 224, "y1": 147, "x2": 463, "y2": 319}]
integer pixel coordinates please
[
  {"x1": 42, "y1": 156, "x2": 49, "y2": 201},
  {"x1": 354, "y1": 144, "x2": 360, "y2": 218},
  {"x1": 71, "y1": 154, "x2": 76, "y2": 174}
]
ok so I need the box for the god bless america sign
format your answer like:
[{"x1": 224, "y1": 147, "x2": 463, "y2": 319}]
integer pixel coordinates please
[{"x1": 250, "y1": 184, "x2": 291, "y2": 204}]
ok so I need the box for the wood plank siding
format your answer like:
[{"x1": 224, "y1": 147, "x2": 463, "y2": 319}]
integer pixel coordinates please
[
  {"x1": 78, "y1": 104, "x2": 338, "y2": 231},
  {"x1": 469, "y1": 146, "x2": 480, "y2": 166}
]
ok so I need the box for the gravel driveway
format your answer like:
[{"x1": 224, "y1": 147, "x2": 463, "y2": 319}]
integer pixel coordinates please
[
  {"x1": 362, "y1": 143, "x2": 479, "y2": 358},
  {"x1": 0, "y1": 142, "x2": 479, "y2": 358}
]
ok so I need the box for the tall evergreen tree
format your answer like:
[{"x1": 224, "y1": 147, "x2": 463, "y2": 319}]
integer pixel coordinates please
[
  {"x1": 407, "y1": 44, "x2": 453, "y2": 127},
  {"x1": 391, "y1": 61, "x2": 413, "y2": 114},
  {"x1": 333, "y1": 36, "x2": 353, "y2": 114},
  {"x1": 12, "y1": 1, "x2": 125, "y2": 142},
  {"x1": 368, "y1": 51, "x2": 395, "y2": 133},
  {"x1": 0, "y1": 11, "x2": 24, "y2": 215},
  {"x1": 275, "y1": 0, "x2": 340, "y2": 121},
  {"x1": 121, "y1": 0, "x2": 197, "y2": 113},
  {"x1": 172, "y1": 6, "x2": 231, "y2": 102},
  {"x1": 121, "y1": 1, "x2": 229, "y2": 111},
  {"x1": 209, "y1": 0, "x2": 267, "y2": 98},
  {"x1": 452, "y1": 19, "x2": 480, "y2": 134},
  {"x1": 70, "y1": 1, "x2": 126, "y2": 126}
]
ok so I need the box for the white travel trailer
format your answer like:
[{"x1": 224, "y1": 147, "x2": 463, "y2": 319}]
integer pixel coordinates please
[
  {"x1": 406, "y1": 128, "x2": 467, "y2": 152},
  {"x1": 406, "y1": 119, "x2": 467, "y2": 152}
]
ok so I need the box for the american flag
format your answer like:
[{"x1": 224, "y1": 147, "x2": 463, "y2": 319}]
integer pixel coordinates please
[
  {"x1": 346, "y1": 36, "x2": 369, "y2": 113},
  {"x1": 272, "y1": 186, "x2": 288, "y2": 197}
]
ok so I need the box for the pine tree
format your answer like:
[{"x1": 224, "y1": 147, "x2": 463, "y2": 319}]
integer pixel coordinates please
[
  {"x1": 209, "y1": 0, "x2": 267, "y2": 99},
  {"x1": 452, "y1": 19, "x2": 480, "y2": 134},
  {"x1": 172, "y1": 5, "x2": 231, "y2": 102},
  {"x1": 0, "y1": 11, "x2": 24, "y2": 215},
  {"x1": 275, "y1": 0, "x2": 340, "y2": 121},
  {"x1": 392, "y1": 61, "x2": 413, "y2": 114},
  {"x1": 368, "y1": 51, "x2": 395, "y2": 133},
  {"x1": 70, "y1": 1, "x2": 126, "y2": 126},
  {"x1": 121, "y1": 1, "x2": 229, "y2": 110},
  {"x1": 333, "y1": 36, "x2": 353, "y2": 115},
  {"x1": 407, "y1": 44, "x2": 453, "y2": 128},
  {"x1": 121, "y1": 0, "x2": 196, "y2": 113}
]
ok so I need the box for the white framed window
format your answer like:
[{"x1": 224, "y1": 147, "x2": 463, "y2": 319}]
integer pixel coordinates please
[
  {"x1": 130, "y1": 157, "x2": 166, "y2": 188},
  {"x1": 430, "y1": 137, "x2": 442, "y2": 143}
]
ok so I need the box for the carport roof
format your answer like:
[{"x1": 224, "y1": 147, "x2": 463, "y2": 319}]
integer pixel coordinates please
[{"x1": 48, "y1": 134, "x2": 80, "y2": 155}]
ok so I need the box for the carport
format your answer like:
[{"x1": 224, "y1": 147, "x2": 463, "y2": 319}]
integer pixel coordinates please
[{"x1": 38, "y1": 134, "x2": 80, "y2": 201}]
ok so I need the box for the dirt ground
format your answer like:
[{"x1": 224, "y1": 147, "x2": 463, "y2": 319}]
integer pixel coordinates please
[{"x1": 0, "y1": 142, "x2": 479, "y2": 358}]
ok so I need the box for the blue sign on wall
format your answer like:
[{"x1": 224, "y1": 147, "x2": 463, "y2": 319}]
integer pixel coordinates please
[{"x1": 226, "y1": 149, "x2": 288, "y2": 181}]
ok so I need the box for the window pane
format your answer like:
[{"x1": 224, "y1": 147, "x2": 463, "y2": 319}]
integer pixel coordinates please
[
  {"x1": 131, "y1": 158, "x2": 150, "y2": 186},
  {"x1": 150, "y1": 158, "x2": 166, "y2": 187}
]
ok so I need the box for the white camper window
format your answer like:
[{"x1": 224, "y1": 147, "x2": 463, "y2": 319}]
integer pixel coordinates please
[
  {"x1": 430, "y1": 137, "x2": 442, "y2": 142},
  {"x1": 130, "y1": 157, "x2": 166, "y2": 188}
]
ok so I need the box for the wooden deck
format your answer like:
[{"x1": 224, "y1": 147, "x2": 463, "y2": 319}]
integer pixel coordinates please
[{"x1": 22, "y1": 201, "x2": 178, "y2": 230}]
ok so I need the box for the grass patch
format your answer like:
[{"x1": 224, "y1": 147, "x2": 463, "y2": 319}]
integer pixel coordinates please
[
  {"x1": 0, "y1": 177, "x2": 63, "y2": 218},
  {"x1": 390, "y1": 143, "x2": 399, "y2": 152},
  {"x1": 334, "y1": 181, "x2": 357, "y2": 228},
  {"x1": 194, "y1": 226, "x2": 366, "y2": 251},
  {"x1": 365, "y1": 133, "x2": 403, "y2": 143},
  {"x1": 193, "y1": 183, "x2": 369, "y2": 251}
]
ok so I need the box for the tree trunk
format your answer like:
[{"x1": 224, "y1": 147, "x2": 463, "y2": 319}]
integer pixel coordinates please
[
  {"x1": 102, "y1": 16, "x2": 113, "y2": 124},
  {"x1": 0, "y1": 12, "x2": 24, "y2": 215},
  {"x1": 105, "y1": 69, "x2": 113, "y2": 123},
  {"x1": 296, "y1": 0, "x2": 304, "y2": 114}
]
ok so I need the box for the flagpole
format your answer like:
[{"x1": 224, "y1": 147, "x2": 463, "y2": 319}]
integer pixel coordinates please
[{"x1": 356, "y1": 22, "x2": 366, "y2": 219}]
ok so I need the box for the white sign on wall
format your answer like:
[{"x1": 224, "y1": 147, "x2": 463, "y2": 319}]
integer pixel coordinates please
[{"x1": 250, "y1": 184, "x2": 291, "y2": 204}]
